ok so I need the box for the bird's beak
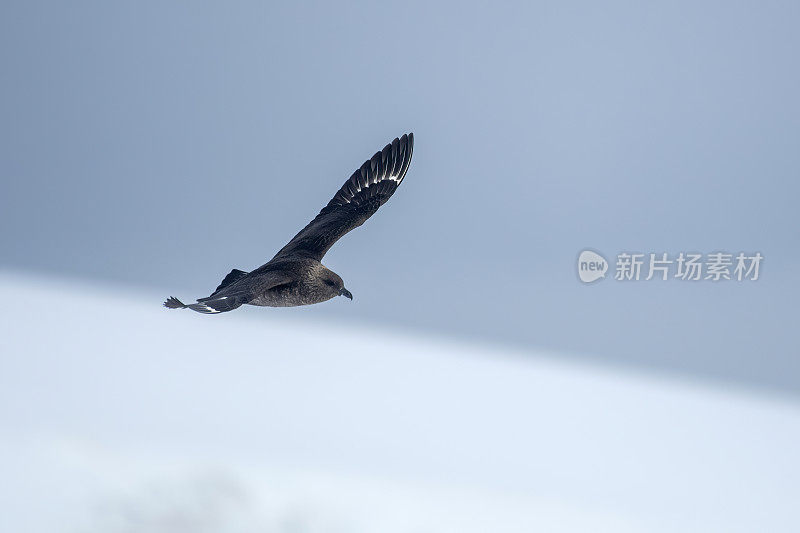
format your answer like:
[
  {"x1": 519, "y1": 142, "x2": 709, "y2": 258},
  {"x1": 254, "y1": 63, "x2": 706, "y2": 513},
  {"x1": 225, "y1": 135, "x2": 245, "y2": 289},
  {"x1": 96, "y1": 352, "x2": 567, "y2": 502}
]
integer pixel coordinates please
[{"x1": 339, "y1": 288, "x2": 353, "y2": 300}]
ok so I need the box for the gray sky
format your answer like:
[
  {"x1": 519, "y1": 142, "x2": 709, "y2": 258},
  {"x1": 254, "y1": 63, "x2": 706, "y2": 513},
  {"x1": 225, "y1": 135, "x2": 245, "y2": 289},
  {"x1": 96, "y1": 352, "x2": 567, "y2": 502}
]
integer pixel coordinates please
[{"x1": 2, "y1": 1, "x2": 798, "y2": 393}]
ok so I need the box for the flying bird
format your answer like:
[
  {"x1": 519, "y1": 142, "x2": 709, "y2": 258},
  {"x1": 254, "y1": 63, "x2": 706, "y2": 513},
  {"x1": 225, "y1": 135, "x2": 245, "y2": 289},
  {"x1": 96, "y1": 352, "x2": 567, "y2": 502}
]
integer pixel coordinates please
[{"x1": 164, "y1": 133, "x2": 414, "y2": 314}]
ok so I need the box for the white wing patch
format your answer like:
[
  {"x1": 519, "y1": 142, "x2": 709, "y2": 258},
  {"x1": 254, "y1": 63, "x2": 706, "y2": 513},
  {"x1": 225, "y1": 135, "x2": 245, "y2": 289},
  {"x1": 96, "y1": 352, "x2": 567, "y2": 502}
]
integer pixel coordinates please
[
  {"x1": 188, "y1": 302, "x2": 222, "y2": 314},
  {"x1": 346, "y1": 171, "x2": 401, "y2": 199},
  {"x1": 336, "y1": 135, "x2": 412, "y2": 205}
]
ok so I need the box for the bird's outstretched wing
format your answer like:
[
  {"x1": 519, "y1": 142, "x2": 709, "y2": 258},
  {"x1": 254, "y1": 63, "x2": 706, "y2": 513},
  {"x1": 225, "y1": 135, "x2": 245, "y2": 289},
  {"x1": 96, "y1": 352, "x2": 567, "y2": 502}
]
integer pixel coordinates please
[{"x1": 272, "y1": 133, "x2": 414, "y2": 262}]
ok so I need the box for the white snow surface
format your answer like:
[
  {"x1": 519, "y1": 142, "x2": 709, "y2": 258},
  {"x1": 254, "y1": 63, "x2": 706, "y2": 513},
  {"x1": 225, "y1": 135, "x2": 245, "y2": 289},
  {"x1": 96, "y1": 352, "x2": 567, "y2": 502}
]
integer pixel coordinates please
[{"x1": 1, "y1": 273, "x2": 798, "y2": 533}]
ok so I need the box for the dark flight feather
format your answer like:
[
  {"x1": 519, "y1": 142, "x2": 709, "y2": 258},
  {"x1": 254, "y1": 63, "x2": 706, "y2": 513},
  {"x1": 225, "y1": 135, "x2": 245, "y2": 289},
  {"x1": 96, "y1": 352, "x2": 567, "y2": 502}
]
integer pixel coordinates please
[
  {"x1": 273, "y1": 133, "x2": 413, "y2": 262},
  {"x1": 212, "y1": 268, "x2": 249, "y2": 296}
]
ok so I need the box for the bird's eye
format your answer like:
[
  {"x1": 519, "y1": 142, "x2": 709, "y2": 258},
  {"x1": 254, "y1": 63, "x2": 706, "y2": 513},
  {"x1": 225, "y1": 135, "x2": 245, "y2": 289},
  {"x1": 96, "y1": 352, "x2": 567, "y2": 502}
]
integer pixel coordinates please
[{"x1": 324, "y1": 279, "x2": 336, "y2": 287}]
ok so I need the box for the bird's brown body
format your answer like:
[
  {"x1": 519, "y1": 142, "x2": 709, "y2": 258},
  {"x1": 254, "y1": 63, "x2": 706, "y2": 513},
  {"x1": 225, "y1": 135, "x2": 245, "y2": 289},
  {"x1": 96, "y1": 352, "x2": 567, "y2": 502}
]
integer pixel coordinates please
[{"x1": 244, "y1": 260, "x2": 347, "y2": 308}]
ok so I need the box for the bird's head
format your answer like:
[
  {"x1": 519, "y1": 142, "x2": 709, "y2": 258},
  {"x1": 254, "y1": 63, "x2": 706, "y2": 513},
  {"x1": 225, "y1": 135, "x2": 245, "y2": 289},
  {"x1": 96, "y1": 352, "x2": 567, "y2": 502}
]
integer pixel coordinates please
[{"x1": 319, "y1": 267, "x2": 352, "y2": 301}]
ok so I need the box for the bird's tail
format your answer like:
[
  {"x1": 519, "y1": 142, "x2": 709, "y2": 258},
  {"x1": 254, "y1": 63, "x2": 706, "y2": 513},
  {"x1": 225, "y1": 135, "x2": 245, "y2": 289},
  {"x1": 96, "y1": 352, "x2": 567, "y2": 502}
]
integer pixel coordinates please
[
  {"x1": 163, "y1": 295, "x2": 242, "y2": 314},
  {"x1": 163, "y1": 296, "x2": 187, "y2": 309}
]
